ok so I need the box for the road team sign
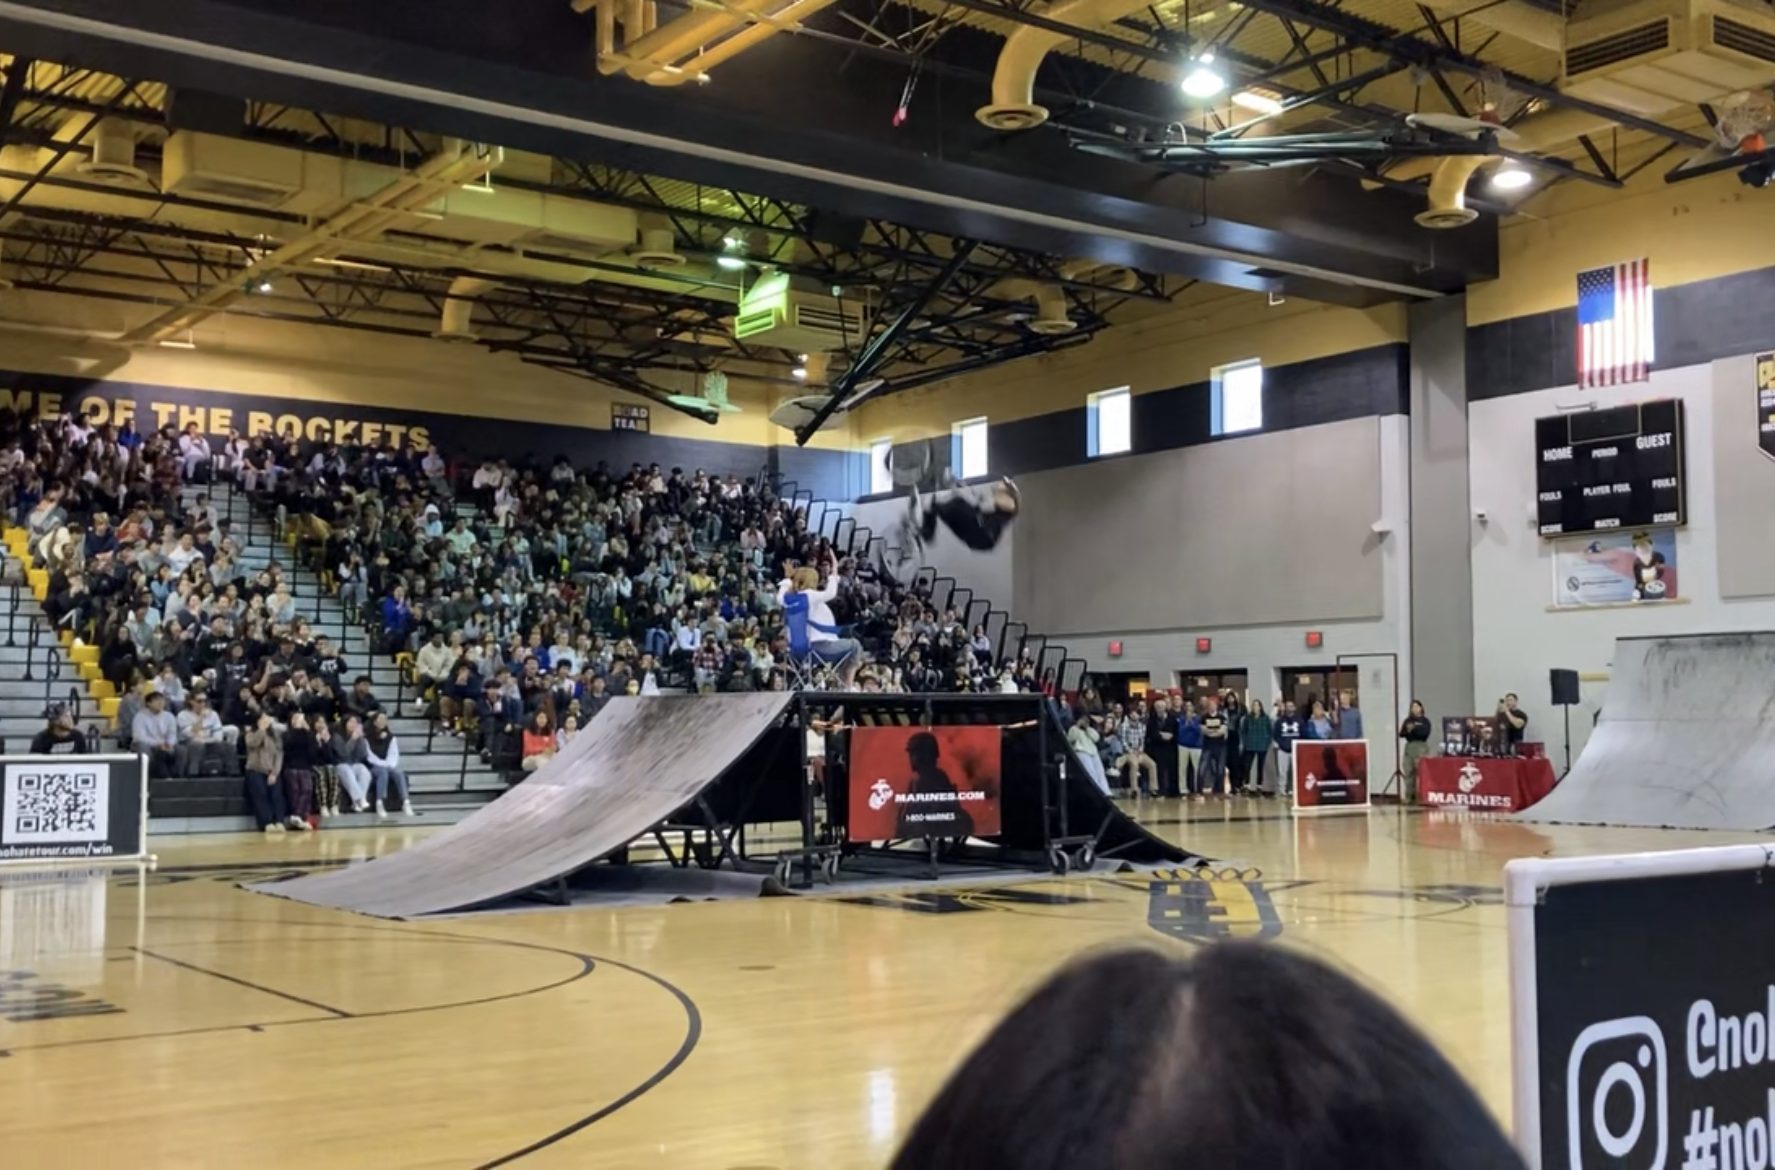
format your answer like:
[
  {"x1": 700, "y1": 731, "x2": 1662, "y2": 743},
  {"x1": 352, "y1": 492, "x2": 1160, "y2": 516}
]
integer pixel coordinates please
[{"x1": 1507, "y1": 845, "x2": 1775, "y2": 1169}]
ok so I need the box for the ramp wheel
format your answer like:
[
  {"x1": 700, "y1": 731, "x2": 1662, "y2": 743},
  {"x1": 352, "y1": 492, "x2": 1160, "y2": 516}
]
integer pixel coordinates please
[
  {"x1": 772, "y1": 857, "x2": 792, "y2": 886},
  {"x1": 1075, "y1": 845, "x2": 1096, "y2": 872},
  {"x1": 1048, "y1": 846, "x2": 1071, "y2": 875},
  {"x1": 820, "y1": 854, "x2": 840, "y2": 883}
]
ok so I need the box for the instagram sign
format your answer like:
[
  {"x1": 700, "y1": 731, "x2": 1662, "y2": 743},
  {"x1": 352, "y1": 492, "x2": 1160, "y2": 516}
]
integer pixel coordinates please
[{"x1": 1507, "y1": 846, "x2": 1775, "y2": 1170}]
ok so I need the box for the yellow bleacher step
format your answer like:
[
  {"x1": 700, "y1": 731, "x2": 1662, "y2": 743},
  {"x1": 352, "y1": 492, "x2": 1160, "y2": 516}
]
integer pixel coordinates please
[
  {"x1": 98, "y1": 696, "x2": 120, "y2": 722},
  {"x1": 70, "y1": 642, "x2": 99, "y2": 665},
  {"x1": 90, "y1": 679, "x2": 117, "y2": 700}
]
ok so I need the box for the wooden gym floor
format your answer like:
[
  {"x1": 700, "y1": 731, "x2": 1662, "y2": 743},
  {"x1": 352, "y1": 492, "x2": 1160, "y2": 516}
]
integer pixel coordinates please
[{"x1": 0, "y1": 802, "x2": 1760, "y2": 1169}]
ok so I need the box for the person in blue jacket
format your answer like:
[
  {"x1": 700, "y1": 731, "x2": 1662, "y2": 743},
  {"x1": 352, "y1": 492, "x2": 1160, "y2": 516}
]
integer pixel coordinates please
[
  {"x1": 1303, "y1": 697, "x2": 1334, "y2": 742},
  {"x1": 1176, "y1": 701, "x2": 1204, "y2": 800}
]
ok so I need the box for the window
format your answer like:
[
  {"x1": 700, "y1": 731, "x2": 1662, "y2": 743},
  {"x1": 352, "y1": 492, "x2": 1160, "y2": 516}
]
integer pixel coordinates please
[
  {"x1": 868, "y1": 439, "x2": 893, "y2": 495},
  {"x1": 1212, "y1": 360, "x2": 1264, "y2": 435},
  {"x1": 1087, "y1": 386, "x2": 1132, "y2": 457},
  {"x1": 953, "y1": 416, "x2": 988, "y2": 480}
]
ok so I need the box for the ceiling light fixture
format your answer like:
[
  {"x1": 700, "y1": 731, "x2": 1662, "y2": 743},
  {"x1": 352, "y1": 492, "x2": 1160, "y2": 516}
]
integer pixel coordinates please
[
  {"x1": 791, "y1": 365, "x2": 808, "y2": 380},
  {"x1": 1490, "y1": 162, "x2": 1534, "y2": 191},
  {"x1": 256, "y1": 279, "x2": 274, "y2": 294},
  {"x1": 1180, "y1": 51, "x2": 1226, "y2": 99},
  {"x1": 1230, "y1": 89, "x2": 1284, "y2": 117},
  {"x1": 716, "y1": 255, "x2": 747, "y2": 271}
]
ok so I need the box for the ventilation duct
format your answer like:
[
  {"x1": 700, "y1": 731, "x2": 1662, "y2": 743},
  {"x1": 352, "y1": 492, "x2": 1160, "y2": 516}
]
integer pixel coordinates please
[
  {"x1": 433, "y1": 276, "x2": 500, "y2": 342},
  {"x1": 976, "y1": 0, "x2": 1160, "y2": 130},
  {"x1": 76, "y1": 119, "x2": 149, "y2": 186},
  {"x1": 629, "y1": 223, "x2": 686, "y2": 269},
  {"x1": 1415, "y1": 156, "x2": 1494, "y2": 229},
  {"x1": 1059, "y1": 257, "x2": 1140, "y2": 291},
  {"x1": 584, "y1": 0, "x2": 843, "y2": 87},
  {"x1": 994, "y1": 279, "x2": 1076, "y2": 334},
  {"x1": 1563, "y1": 0, "x2": 1775, "y2": 113}
]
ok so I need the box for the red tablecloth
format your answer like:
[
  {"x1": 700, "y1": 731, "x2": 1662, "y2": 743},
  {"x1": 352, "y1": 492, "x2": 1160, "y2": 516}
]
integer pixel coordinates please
[{"x1": 1418, "y1": 756, "x2": 1557, "y2": 812}]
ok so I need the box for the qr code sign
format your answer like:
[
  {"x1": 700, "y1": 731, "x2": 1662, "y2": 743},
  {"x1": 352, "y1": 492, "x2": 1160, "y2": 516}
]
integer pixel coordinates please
[{"x1": 3, "y1": 764, "x2": 109, "y2": 844}]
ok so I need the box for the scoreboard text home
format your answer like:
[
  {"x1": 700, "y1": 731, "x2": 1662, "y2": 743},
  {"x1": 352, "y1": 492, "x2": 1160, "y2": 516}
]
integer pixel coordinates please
[{"x1": 1535, "y1": 399, "x2": 1685, "y2": 537}]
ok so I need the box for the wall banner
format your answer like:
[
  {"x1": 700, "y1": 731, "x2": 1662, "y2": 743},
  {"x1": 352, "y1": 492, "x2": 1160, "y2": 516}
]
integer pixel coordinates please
[
  {"x1": 1553, "y1": 529, "x2": 1678, "y2": 608},
  {"x1": 0, "y1": 754, "x2": 147, "y2": 865}
]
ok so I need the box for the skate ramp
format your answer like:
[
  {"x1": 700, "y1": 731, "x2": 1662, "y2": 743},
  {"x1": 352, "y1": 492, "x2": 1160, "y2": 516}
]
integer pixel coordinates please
[
  {"x1": 1519, "y1": 633, "x2": 1775, "y2": 831},
  {"x1": 250, "y1": 693, "x2": 794, "y2": 918}
]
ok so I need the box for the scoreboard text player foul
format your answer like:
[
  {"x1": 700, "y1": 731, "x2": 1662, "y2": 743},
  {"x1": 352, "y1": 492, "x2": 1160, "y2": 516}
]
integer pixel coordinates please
[{"x1": 1536, "y1": 399, "x2": 1685, "y2": 537}]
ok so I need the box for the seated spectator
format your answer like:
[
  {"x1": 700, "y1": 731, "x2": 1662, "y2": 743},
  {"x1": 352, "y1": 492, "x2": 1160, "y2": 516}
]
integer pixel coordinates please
[
  {"x1": 132, "y1": 690, "x2": 179, "y2": 777},
  {"x1": 342, "y1": 675, "x2": 383, "y2": 721},
  {"x1": 330, "y1": 715, "x2": 373, "y2": 814},
  {"x1": 520, "y1": 709, "x2": 555, "y2": 774},
  {"x1": 175, "y1": 691, "x2": 237, "y2": 777},
  {"x1": 556, "y1": 713, "x2": 580, "y2": 750},
  {"x1": 364, "y1": 710, "x2": 416, "y2": 818},
  {"x1": 30, "y1": 706, "x2": 87, "y2": 755},
  {"x1": 891, "y1": 944, "x2": 1525, "y2": 1170}
]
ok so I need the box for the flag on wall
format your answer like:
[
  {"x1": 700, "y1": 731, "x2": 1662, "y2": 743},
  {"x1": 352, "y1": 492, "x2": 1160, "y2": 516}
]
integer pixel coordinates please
[{"x1": 1576, "y1": 259, "x2": 1653, "y2": 389}]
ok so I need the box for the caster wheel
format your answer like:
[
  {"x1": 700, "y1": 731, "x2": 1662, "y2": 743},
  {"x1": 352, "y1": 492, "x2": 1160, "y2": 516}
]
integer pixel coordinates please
[
  {"x1": 772, "y1": 858, "x2": 791, "y2": 886},
  {"x1": 1075, "y1": 845, "x2": 1095, "y2": 871},
  {"x1": 1048, "y1": 846, "x2": 1070, "y2": 875},
  {"x1": 820, "y1": 855, "x2": 840, "y2": 883}
]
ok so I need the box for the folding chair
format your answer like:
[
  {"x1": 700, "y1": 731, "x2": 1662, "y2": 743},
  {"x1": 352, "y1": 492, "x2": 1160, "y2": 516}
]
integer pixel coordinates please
[{"x1": 782, "y1": 592, "x2": 854, "y2": 691}]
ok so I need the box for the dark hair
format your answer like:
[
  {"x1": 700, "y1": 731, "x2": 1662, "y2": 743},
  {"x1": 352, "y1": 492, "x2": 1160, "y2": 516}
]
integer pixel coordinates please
[{"x1": 892, "y1": 944, "x2": 1523, "y2": 1170}]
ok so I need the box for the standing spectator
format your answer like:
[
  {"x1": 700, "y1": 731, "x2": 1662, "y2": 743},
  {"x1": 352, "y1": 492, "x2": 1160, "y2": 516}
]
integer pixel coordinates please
[
  {"x1": 132, "y1": 690, "x2": 179, "y2": 777},
  {"x1": 364, "y1": 710, "x2": 416, "y2": 818},
  {"x1": 379, "y1": 583, "x2": 413, "y2": 653},
  {"x1": 243, "y1": 711, "x2": 294, "y2": 833},
  {"x1": 1066, "y1": 716, "x2": 1110, "y2": 795},
  {"x1": 1240, "y1": 699, "x2": 1273, "y2": 796},
  {"x1": 1222, "y1": 689, "x2": 1246, "y2": 795},
  {"x1": 1339, "y1": 692, "x2": 1366, "y2": 741},
  {"x1": 1150, "y1": 697, "x2": 1179, "y2": 799},
  {"x1": 1274, "y1": 701, "x2": 1302, "y2": 797},
  {"x1": 1199, "y1": 695, "x2": 1228, "y2": 797},
  {"x1": 331, "y1": 716, "x2": 374, "y2": 814},
  {"x1": 280, "y1": 711, "x2": 319, "y2": 827},
  {"x1": 1497, "y1": 693, "x2": 1529, "y2": 749},
  {"x1": 1303, "y1": 697, "x2": 1334, "y2": 741},
  {"x1": 1400, "y1": 700, "x2": 1433, "y2": 803},
  {"x1": 1176, "y1": 700, "x2": 1203, "y2": 800}
]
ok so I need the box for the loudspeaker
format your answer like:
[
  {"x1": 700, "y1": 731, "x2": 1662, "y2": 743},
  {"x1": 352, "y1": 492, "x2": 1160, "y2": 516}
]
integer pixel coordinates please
[{"x1": 1550, "y1": 668, "x2": 1580, "y2": 706}]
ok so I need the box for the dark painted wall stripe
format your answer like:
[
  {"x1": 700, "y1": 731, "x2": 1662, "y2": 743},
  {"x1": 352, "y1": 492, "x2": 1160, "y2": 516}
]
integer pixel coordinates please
[
  {"x1": 1468, "y1": 264, "x2": 1775, "y2": 400},
  {"x1": 876, "y1": 342, "x2": 1409, "y2": 492}
]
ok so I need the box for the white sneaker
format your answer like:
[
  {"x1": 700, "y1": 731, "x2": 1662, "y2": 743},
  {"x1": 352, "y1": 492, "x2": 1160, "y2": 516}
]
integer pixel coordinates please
[
  {"x1": 263, "y1": 823, "x2": 285, "y2": 835},
  {"x1": 375, "y1": 800, "x2": 388, "y2": 819},
  {"x1": 285, "y1": 815, "x2": 304, "y2": 830},
  {"x1": 403, "y1": 802, "x2": 421, "y2": 817},
  {"x1": 319, "y1": 806, "x2": 331, "y2": 819},
  {"x1": 354, "y1": 799, "x2": 369, "y2": 813}
]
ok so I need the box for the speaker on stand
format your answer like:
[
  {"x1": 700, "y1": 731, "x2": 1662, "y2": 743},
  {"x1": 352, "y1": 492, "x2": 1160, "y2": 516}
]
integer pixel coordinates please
[{"x1": 1549, "y1": 668, "x2": 1580, "y2": 779}]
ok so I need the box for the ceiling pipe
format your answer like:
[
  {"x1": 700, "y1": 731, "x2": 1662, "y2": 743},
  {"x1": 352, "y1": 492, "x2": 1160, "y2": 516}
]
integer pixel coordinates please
[
  {"x1": 976, "y1": 0, "x2": 1166, "y2": 130},
  {"x1": 433, "y1": 275, "x2": 500, "y2": 341},
  {"x1": 1409, "y1": 0, "x2": 1563, "y2": 51},
  {"x1": 586, "y1": 0, "x2": 840, "y2": 86},
  {"x1": 1415, "y1": 155, "x2": 1493, "y2": 228},
  {"x1": 1387, "y1": 107, "x2": 1620, "y2": 188},
  {"x1": 992, "y1": 278, "x2": 1077, "y2": 333}
]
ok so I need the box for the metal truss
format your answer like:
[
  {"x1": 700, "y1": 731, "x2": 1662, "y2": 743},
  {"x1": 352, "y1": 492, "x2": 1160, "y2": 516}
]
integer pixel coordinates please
[{"x1": 0, "y1": 72, "x2": 1169, "y2": 417}]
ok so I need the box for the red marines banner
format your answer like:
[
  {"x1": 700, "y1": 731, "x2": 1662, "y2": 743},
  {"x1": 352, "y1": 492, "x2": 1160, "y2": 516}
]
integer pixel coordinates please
[{"x1": 847, "y1": 726, "x2": 1002, "y2": 842}]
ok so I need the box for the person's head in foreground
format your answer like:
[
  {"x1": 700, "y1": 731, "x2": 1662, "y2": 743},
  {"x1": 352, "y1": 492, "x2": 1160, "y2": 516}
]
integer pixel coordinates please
[{"x1": 891, "y1": 943, "x2": 1524, "y2": 1170}]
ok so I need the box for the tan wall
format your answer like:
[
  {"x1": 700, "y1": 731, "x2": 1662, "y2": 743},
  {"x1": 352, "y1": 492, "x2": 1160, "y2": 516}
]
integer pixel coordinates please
[{"x1": 0, "y1": 286, "x2": 855, "y2": 452}]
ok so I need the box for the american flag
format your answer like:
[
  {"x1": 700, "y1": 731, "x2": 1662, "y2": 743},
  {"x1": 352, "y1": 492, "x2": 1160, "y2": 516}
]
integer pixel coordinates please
[{"x1": 1576, "y1": 259, "x2": 1653, "y2": 389}]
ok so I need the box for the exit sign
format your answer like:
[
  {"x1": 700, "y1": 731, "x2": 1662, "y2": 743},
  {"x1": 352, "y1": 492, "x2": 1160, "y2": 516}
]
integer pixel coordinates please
[
  {"x1": 1107, "y1": 640, "x2": 1123, "y2": 658},
  {"x1": 1305, "y1": 630, "x2": 1324, "y2": 649},
  {"x1": 1195, "y1": 637, "x2": 1212, "y2": 654}
]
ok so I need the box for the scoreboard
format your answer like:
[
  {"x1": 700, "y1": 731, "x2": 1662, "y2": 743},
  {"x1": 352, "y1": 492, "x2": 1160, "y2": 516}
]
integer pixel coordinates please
[{"x1": 1535, "y1": 399, "x2": 1685, "y2": 537}]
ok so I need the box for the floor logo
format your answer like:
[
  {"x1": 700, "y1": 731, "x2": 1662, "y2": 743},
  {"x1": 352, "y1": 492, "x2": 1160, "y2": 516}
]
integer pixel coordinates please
[{"x1": 1146, "y1": 867, "x2": 1283, "y2": 943}]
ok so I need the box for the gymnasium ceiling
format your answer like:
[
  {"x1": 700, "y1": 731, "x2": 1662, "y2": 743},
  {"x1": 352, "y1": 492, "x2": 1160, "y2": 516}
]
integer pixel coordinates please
[{"x1": 0, "y1": 0, "x2": 1755, "y2": 432}]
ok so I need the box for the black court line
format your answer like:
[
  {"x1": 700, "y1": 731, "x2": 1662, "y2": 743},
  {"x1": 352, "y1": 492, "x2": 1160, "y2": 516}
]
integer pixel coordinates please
[{"x1": 132, "y1": 946, "x2": 354, "y2": 1018}]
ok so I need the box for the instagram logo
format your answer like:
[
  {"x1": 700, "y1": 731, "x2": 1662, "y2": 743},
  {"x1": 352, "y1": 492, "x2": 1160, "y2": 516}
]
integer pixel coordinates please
[{"x1": 1565, "y1": 1016, "x2": 1668, "y2": 1169}]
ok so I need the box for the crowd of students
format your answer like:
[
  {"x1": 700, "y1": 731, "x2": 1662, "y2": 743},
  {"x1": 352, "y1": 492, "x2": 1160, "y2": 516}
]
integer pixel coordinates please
[{"x1": 1060, "y1": 686, "x2": 1368, "y2": 799}]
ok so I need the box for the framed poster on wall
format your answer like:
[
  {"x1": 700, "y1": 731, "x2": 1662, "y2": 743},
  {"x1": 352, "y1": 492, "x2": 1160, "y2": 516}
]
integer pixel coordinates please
[
  {"x1": 1756, "y1": 351, "x2": 1775, "y2": 462},
  {"x1": 1552, "y1": 530, "x2": 1678, "y2": 607}
]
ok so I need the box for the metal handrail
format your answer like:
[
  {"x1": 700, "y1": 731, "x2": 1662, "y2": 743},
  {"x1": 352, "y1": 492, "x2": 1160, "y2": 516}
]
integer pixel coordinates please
[
  {"x1": 41, "y1": 640, "x2": 61, "y2": 711},
  {"x1": 22, "y1": 616, "x2": 39, "y2": 681}
]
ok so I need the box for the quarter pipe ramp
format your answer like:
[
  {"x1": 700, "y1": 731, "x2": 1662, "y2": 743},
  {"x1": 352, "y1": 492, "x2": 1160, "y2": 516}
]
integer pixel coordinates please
[
  {"x1": 1519, "y1": 633, "x2": 1775, "y2": 831},
  {"x1": 251, "y1": 693, "x2": 795, "y2": 918}
]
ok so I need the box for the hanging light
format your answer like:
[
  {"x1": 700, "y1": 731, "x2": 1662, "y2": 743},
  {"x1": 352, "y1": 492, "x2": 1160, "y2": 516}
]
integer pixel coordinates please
[
  {"x1": 1180, "y1": 50, "x2": 1226, "y2": 99},
  {"x1": 1490, "y1": 162, "x2": 1534, "y2": 191},
  {"x1": 716, "y1": 255, "x2": 747, "y2": 271},
  {"x1": 790, "y1": 365, "x2": 808, "y2": 380},
  {"x1": 255, "y1": 279, "x2": 274, "y2": 294}
]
